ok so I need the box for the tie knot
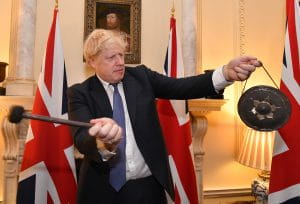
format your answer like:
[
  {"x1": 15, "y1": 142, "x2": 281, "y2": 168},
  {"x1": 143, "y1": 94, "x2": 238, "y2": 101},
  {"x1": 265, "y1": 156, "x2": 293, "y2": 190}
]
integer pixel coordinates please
[
  {"x1": 111, "y1": 83, "x2": 121, "y2": 94},
  {"x1": 110, "y1": 83, "x2": 118, "y2": 89}
]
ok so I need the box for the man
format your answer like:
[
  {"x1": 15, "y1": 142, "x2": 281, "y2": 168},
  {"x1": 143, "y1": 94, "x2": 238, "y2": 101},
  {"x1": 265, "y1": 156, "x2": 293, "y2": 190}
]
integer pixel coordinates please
[{"x1": 67, "y1": 29, "x2": 260, "y2": 204}]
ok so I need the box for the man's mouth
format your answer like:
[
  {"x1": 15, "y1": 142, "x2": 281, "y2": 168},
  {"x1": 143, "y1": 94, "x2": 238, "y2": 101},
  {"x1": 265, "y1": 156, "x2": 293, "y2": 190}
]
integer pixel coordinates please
[{"x1": 114, "y1": 68, "x2": 124, "y2": 73}]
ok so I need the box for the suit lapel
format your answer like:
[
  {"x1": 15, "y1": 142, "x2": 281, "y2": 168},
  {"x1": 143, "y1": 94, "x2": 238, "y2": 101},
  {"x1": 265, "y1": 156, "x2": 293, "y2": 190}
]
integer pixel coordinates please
[
  {"x1": 89, "y1": 75, "x2": 113, "y2": 118},
  {"x1": 123, "y1": 71, "x2": 141, "y2": 127}
]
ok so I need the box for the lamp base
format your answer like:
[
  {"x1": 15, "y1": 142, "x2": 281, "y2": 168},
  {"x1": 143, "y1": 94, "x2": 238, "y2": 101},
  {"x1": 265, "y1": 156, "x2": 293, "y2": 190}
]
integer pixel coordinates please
[
  {"x1": 251, "y1": 171, "x2": 270, "y2": 204},
  {"x1": 258, "y1": 170, "x2": 270, "y2": 180}
]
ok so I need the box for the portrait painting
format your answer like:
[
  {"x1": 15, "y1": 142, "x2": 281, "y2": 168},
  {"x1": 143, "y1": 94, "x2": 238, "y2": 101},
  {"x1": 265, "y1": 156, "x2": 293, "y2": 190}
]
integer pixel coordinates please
[{"x1": 85, "y1": 0, "x2": 141, "y2": 64}]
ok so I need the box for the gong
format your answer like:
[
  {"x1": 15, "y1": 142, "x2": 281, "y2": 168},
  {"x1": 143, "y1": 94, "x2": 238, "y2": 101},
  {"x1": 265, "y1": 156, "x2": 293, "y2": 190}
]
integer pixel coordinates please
[{"x1": 238, "y1": 85, "x2": 291, "y2": 131}]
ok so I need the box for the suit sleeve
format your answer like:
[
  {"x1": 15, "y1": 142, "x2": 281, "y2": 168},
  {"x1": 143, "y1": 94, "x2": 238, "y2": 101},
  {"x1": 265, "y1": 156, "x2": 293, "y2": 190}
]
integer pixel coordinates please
[
  {"x1": 142, "y1": 66, "x2": 218, "y2": 99},
  {"x1": 67, "y1": 85, "x2": 103, "y2": 163}
]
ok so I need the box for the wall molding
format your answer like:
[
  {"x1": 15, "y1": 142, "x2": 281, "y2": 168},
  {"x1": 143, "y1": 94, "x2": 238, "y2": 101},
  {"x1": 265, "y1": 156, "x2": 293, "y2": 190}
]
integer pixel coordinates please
[
  {"x1": 195, "y1": 0, "x2": 202, "y2": 74},
  {"x1": 204, "y1": 187, "x2": 252, "y2": 198},
  {"x1": 238, "y1": 0, "x2": 246, "y2": 55},
  {"x1": 234, "y1": 0, "x2": 247, "y2": 159}
]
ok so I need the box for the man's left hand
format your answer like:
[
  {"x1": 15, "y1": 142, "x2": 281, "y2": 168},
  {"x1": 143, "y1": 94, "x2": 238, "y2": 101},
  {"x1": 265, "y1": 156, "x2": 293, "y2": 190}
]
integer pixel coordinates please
[{"x1": 223, "y1": 55, "x2": 261, "y2": 81}]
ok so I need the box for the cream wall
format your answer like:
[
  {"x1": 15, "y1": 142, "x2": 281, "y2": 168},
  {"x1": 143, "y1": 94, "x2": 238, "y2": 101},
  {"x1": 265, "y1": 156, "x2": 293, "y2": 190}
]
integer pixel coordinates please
[
  {"x1": 200, "y1": 0, "x2": 286, "y2": 201},
  {"x1": 0, "y1": 0, "x2": 12, "y2": 200},
  {"x1": 0, "y1": 0, "x2": 11, "y2": 63},
  {"x1": 201, "y1": 0, "x2": 258, "y2": 192}
]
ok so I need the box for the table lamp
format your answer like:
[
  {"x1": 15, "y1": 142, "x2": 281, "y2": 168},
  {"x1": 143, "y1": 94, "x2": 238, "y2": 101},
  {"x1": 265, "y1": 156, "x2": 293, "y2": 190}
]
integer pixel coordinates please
[{"x1": 238, "y1": 127, "x2": 275, "y2": 203}]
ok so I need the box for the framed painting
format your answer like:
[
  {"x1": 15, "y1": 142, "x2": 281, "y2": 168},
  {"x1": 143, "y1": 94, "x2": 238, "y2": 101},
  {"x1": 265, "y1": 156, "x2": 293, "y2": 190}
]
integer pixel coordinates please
[{"x1": 84, "y1": 0, "x2": 141, "y2": 64}]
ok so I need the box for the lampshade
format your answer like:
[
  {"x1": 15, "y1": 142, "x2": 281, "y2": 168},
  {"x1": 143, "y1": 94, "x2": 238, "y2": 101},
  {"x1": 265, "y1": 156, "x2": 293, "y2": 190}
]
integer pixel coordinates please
[{"x1": 238, "y1": 127, "x2": 275, "y2": 171}]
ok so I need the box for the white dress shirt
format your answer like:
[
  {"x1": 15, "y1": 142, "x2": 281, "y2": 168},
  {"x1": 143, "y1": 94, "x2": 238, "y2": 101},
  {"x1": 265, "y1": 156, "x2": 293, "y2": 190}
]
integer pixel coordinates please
[
  {"x1": 212, "y1": 66, "x2": 234, "y2": 91},
  {"x1": 97, "y1": 76, "x2": 152, "y2": 181}
]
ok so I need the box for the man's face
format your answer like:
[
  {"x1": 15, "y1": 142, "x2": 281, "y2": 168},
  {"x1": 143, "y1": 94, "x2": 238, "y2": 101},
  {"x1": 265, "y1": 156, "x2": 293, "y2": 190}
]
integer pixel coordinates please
[
  {"x1": 89, "y1": 44, "x2": 125, "y2": 83},
  {"x1": 106, "y1": 13, "x2": 119, "y2": 29}
]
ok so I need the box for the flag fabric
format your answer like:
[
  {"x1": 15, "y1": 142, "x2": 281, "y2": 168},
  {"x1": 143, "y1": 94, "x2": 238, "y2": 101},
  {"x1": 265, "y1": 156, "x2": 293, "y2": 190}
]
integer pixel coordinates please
[
  {"x1": 268, "y1": 0, "x2": 300, "y2": 203},
  {"x1": 16, "y1": 7, "x2": 77, "y2": 204},
  {"x1": 157, "y1": 16, "x2": 199, "y2": 204}
]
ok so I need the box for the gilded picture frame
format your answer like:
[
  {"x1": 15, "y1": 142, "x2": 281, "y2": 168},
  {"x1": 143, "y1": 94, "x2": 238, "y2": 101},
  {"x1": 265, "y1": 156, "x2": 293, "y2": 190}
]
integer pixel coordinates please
[{"x1": 84, "y1": 0, "x2": 141, "y2": 64}]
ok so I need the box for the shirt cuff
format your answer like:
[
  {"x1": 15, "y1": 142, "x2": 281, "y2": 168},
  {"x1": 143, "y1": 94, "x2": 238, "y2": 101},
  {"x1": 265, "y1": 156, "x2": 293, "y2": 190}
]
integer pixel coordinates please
[
  {"x1": 96, "y1": 138, "x2": 116, "y2": 161},
  {"x1": 212, "y1": 66, "x2": 234, "y2": 92},
  {"x1": 98, "y1": 149, "x2": 116, "y2": 161}
]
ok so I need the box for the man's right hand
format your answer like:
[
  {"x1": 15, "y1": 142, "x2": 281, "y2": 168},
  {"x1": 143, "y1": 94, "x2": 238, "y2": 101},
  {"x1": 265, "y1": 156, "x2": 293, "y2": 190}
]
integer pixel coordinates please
[{"x1": 88, "y1": 117, "x2": 122, "y2": 152}]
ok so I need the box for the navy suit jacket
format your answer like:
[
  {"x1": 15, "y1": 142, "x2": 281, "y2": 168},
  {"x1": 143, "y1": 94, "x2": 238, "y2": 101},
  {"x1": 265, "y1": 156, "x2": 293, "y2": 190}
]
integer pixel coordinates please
[{"x1": 67, "y1": 65, "x2": 217, "y2": 203}]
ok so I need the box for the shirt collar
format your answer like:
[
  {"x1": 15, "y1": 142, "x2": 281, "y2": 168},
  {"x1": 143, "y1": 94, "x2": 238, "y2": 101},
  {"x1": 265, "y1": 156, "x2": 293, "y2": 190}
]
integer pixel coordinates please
[
  {"x1": 95, "y1": 74, "x2": 122, "y2": 90},
  {"x1": 96, "y1": 74, "x2": 110, "y2": 90}
]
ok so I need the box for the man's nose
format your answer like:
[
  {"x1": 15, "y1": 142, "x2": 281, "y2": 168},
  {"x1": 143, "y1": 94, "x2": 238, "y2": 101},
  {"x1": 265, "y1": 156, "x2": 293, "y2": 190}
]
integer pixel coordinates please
[{"x1": 116, "y1": 55, "x2": 124, "y2": 64}]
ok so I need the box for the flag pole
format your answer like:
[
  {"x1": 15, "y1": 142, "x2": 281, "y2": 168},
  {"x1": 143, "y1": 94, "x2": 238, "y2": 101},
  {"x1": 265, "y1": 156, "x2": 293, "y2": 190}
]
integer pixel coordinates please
[{"x1": 55, "y1": 0, "x2": 58, "y2": 8}]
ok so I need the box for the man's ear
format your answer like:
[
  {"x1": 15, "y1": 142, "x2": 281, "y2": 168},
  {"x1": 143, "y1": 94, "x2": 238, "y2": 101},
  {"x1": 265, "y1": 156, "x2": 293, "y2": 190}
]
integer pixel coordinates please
[{"x1": 87, "y1": 57, "x2": 95, "y2": 69}]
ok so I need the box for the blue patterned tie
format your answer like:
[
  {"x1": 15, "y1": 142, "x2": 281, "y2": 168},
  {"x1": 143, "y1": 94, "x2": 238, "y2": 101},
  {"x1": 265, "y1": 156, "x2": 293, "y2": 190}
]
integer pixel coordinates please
[{"x1": 109, "y1": 83, "x2": 126, "y2": 191}]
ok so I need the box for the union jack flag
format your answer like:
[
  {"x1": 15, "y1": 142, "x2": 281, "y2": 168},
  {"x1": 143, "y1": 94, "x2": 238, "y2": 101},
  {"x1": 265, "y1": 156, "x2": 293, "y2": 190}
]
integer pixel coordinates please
[
  {"x1": 16, "y1": 7, "x2": 77, "y2": 204},
  {"x1": 268, "y1": 0, "x2": 300, "y2": 203},
  {"x1": 157, "y1": 16, "x2": 199, "y2": 204}
]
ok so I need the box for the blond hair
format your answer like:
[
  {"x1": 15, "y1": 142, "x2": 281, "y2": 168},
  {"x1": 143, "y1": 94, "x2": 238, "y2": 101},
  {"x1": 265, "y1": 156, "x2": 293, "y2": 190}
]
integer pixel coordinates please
[{"x1": 83, "y1": 29, "x2": 127, "y2": 63}]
